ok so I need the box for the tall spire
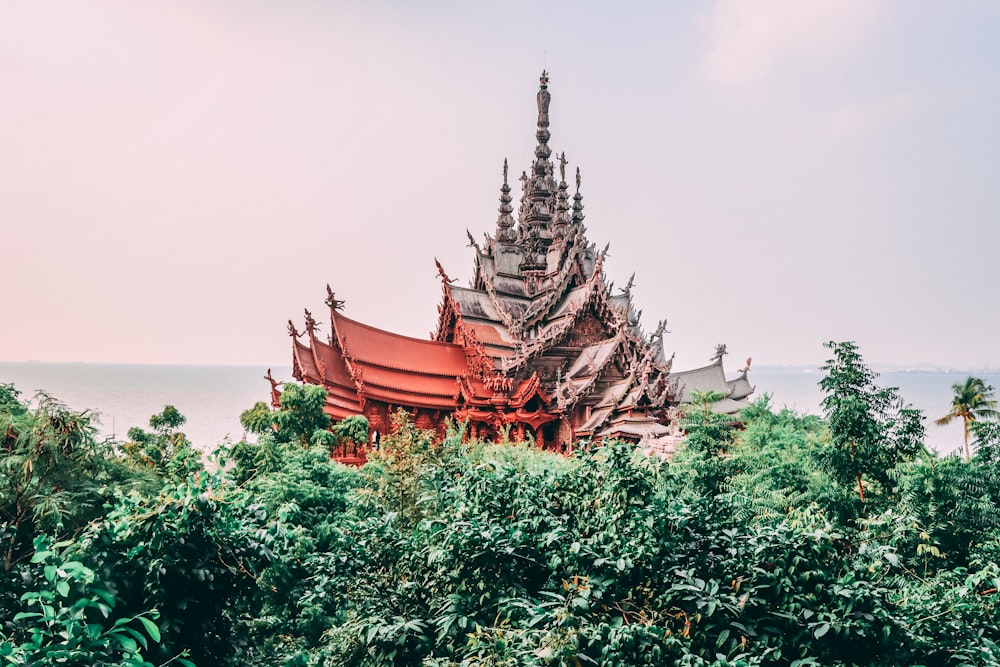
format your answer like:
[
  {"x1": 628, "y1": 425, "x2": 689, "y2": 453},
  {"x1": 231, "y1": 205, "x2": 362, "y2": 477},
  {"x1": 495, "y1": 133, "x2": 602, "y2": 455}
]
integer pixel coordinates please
[
  {"x1": 518, "y1": 71, "x2": 557, "y2": 274},
  {"x1": 495, "y1": 158, "x2": 517, "y2": 243},
  {"x1": 571, "y1": 166, "x2": 585, "y2": 226},
  {"x1": 552, "y1": 152, "x2": 571, "y2": 241},
  {"x1": 535, "y1": 70, "x2": 552, "y2": 162}
]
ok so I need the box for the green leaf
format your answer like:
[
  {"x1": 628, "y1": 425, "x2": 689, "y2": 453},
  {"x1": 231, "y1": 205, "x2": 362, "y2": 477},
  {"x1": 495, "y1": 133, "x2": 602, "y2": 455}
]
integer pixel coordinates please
[
  {"x1": 813, "y1": 623, "x2": 831, "y2": 639},
  {"x1": 55, "y1": 581, "x2": 70, "y2": 597},
  {"x1": 136, "y1": 615, "x2": 161, "y2": 643}
]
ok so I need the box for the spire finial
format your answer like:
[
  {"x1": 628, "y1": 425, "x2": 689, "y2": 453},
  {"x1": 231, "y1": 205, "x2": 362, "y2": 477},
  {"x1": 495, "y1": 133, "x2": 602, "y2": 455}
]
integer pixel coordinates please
[
  {"x1": 495, "y1": 158, "x2": 516, "y2": 242},
  {"x1": 558, "y1": 152, "x2": 567, "y2": 183},
  {"x1": 535, "y1": 71, "x2": 551, "y2": 149},
  {"x1": 572, "y1": 167, "x2": 585, "y2": 226}
]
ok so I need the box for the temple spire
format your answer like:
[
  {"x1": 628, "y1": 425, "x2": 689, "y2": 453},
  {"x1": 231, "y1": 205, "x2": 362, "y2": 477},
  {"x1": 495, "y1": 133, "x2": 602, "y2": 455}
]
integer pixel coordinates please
[
  {"x1": 552, "y1": 152, "x2": 571, "y2": 240},
  {"x1": 535, "y1": 70, "x2": 552, "y2": 160},
  {"x1": 495, "y1": 158, "x2": 517, "y2": 243},
  {"x1": 518, "y1": 71, "x2": 557, "y2": 273},
  {"x1": 571, "y1": 166, "x2": 585, "y2": 226}
]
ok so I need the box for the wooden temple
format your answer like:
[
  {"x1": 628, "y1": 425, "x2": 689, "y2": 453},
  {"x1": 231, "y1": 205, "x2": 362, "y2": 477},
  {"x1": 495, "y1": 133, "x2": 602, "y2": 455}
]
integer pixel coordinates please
[{"x1": 284, "y1": 72, "x2": 753, "y2": 462}]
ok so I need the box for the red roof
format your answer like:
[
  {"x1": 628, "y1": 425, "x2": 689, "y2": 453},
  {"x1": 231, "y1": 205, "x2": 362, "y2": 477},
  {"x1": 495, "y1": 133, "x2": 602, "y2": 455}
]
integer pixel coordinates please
[{"x1": 332, "y1": 311, "x2": 470, "y2": 375}]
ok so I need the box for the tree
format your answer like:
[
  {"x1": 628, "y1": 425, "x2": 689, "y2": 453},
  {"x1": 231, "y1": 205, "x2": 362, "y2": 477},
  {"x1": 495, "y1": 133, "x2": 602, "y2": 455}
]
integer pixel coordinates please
[
  {"x1": 819, "y1": 341, "x2": 924, "y2": 506},
  {"x1": 0, "y1": 385, "x2": 122, "y2": 576},
  {"x1": 935, "y1": 376, "x2": 999, "y2": 461},
  {"x1": 122, "y1": 405, "x2": 203, "y2": 481},
  {"x1": 238, "y1": 383, "x2": 330, "y2": 448}
]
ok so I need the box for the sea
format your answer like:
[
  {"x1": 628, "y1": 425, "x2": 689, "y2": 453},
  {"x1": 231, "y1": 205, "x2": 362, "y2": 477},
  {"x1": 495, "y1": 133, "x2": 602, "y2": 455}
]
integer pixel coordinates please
[{"x1": 1, "y1": 362, "x2": 998, "y2": 458}]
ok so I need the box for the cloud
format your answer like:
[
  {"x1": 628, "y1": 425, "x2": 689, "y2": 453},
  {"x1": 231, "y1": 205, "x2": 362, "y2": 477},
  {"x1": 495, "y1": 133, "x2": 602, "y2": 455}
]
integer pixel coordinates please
[
  {"x1": 828, "y1": 93, "x2": 915, "y2": 136},
  {"x1": 701, "y1": 0, "x2": 879, "y2": 85}
]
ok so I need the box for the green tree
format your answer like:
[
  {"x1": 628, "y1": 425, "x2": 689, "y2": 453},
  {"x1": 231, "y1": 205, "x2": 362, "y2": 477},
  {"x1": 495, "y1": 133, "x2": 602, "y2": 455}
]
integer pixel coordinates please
[
  {"x1": 935, "y1": 376, "x2": 1000, "y2": 461},
  {"x1": 122, "y1": 405, "x2": 203, "y2": 481},
  {"x1": 0, "y1": 385, "x2": 123, "y2": 576},
  {"x1": 819, "y1": 341, "x2": 924, "y2": 507},
  {"x1": 239, "y1": 383, "x2": 330, "y2": 448}
]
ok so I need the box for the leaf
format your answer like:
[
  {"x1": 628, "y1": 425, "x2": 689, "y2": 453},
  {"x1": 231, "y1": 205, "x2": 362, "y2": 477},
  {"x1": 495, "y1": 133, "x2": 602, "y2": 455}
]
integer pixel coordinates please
[
  {"x1": 55, "y1": 581, "x2": 70, "y2": 597},
  {"x1": 813, "y1": 623, "x2": 831, "y2": 639},
  {"x1": 136, "y1": 615, "x2": 161, "y2": 643}
]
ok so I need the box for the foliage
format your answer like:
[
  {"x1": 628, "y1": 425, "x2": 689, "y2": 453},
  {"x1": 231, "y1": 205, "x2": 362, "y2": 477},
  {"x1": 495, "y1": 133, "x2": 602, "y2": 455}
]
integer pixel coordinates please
[
  {"x1": 818, "y1": 341, "x2": 924, "y2": 508},
  {"x1": 935, "y1": 375, "x2": 1000, "y2": 460},
  {"x1": 0, "y1": 385, "x2": 130, "y2": 612},
  {"x1": 334, "y1": 415, "x2": 370, "y2": 449},
  {"x1": 239, "y1": 383, "x2": 331, "y2": 448},
  {"x1": 123, "y1": 405, "x2": 204, "y2": 481},
  {"x1": 9, "y1": 350, "x2": 1000, "y2": 666},
  {"x1": 71, "y1": 470, "x2": 256, "y2": 667},
  {"x1": 0, "y1": 537, "x2": 172, "y2": 667}
]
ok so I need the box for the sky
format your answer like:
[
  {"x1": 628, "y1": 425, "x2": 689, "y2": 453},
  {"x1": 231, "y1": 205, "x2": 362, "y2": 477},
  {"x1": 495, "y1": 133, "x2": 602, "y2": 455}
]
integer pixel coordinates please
[{"x1": 3, "y1": 0, "x2": 999, "y2": 371}]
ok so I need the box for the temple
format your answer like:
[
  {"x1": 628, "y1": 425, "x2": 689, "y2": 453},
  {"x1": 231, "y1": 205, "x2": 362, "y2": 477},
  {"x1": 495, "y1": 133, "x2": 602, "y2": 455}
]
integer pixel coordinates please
[{"x1": 285, "y1": 72, "x2": 753, "y2": 462}]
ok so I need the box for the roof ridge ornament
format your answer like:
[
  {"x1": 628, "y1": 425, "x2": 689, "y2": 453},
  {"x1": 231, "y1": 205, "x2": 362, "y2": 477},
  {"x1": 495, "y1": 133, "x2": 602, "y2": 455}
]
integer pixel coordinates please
[
  {"x1": 325, "y1": 285, "x2": 345, "y2": 311},
  {"x1": 435, "y1": 258, "x2": 456, "y2": 284}
]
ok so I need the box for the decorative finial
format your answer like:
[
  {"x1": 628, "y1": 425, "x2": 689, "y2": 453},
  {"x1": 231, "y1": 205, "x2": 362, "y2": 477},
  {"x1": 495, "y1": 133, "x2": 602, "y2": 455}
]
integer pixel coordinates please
[
  {"x1": 325, "y1": 285, "x2": 345, "y2": 310},
  {"x1": 435, "y1": 258, "x2": 455, "y2": 284},
  {"x1": 572, "y1": 167, "x2": 585, "y2": 225},
  {"x1": 540, "y1": 69, "x2": 549, "y2": 87},
  {"x1": 495, "y1": 161, "x2": 516, "y2": 241},
  {"x1": 287, "y1": 319, "x2": 300, "y2": 338},
  {"x1": 558, "y1": 152, "x2": 568, "y2": 183},
  {"x1": 711, "y1": 343, "x2": 728, "y2": 362},
  {"x1": 621, "y1": 273, "x2": 635, "y2": 295},
  {"x1": 304, "y1": 308, "x2": 317, "y2": 334}
]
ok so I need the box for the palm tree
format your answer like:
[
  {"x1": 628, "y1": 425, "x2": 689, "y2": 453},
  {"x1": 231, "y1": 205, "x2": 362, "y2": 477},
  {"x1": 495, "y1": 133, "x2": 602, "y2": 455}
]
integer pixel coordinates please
[{"x1": 936, "y1": 376, "x2": 1000, "y2": 461}]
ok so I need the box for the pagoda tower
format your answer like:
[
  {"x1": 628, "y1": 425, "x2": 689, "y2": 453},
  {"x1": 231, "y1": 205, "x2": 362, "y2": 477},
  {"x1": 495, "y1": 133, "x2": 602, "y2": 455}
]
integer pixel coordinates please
[{"x1": 286, "y1": 72, "x2": 753, "y2": 462}]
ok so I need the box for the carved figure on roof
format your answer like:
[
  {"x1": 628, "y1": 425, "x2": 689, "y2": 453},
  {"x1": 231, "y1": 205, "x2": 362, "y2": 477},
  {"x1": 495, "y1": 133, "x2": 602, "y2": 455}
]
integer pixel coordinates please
[
  {"x1": 287, "y1": 320, "x2": 300, "y2": 338},
  {"x1": 558, "y1": 152, "x2": 568, "y2": 182},
  {"x1": 265, "y1": 368, "x2": 282, "y2": 407},
  {"x1": 621, "y1": 272, "x2": 636, "y2": 297},
  {"x1": 712, "y1": 343, "x2": 728, "y2": 362},
  {"x1": 325, "y1": 285, "x2": 345, "y2": 311},
  {"x1": 537, "y1": 70, "x2": 551, "y2": 119},
  {"x1": 304, "y1": 309, "x2": 318, "y2": 335},
  {"x1": 435, "y1": 258, "x2": 455, "y2": 284}
]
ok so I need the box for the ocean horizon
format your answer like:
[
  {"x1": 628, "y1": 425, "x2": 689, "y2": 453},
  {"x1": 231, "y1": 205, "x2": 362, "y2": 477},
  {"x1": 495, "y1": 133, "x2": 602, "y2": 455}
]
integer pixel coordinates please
[{"x1": 2, "y1": 361, "x2": 996, "y2": 458}]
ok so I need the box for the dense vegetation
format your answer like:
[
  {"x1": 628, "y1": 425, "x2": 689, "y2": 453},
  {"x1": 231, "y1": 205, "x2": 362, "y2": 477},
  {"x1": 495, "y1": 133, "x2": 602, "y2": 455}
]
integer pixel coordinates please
[{"x1": 2, "y1": 341, "x2": 1000, "y2": 666}]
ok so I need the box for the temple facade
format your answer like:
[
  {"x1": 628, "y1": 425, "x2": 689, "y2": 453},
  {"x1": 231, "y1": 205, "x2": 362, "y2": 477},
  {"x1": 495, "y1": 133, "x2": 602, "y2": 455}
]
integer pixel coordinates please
[{"x1": 284, "y1": 72, "x2": 753, "y2": 462}]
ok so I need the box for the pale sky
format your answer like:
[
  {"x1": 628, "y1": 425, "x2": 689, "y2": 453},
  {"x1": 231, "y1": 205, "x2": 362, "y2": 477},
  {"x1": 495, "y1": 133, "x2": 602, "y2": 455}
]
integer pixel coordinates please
[{"x1": 3, "y1": 1, "x2": 999, "y2": 371}]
